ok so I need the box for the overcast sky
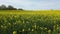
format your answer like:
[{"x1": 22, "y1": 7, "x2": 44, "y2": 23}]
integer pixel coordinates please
[{"x1": 0, "y1": 0, "x2": 60, "y2": 10}]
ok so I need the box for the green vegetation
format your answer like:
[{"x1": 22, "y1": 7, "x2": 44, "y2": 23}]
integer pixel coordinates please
[
  {"x1": 0, "y1": 5, "x2": 23, "y2": 10},
  {"x1": 0, "y1": 10, "x2": 60, "y2": 34}
]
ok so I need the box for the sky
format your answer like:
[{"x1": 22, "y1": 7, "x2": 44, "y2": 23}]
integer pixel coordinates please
[{"x1": 0, "y1": 0, "x2": 60, "y2": 10}]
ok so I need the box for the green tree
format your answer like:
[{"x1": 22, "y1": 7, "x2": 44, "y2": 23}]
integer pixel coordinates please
[
  {"x1": 0, "y1": 5, "x2": 7, "y2": 10},
  {"x1": 7, "y1": 5, "x2": 17, "y2": 10}
]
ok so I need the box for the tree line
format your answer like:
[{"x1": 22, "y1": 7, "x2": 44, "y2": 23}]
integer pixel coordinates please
[{"x1": 0, "y1": 5, "x2": 23, "y2": 10}]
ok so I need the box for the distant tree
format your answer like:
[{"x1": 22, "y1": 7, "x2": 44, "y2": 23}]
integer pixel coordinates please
[
  {"x1": 18, "y1": 8, "x2": 23, "y2": 10},
  {"x1": 0, "y1": 5, "x2": 7, "y2": 10},
  {"x1": 0, "y1": 5, "x2": 24, "y2": 10},
  {"x1": 7, "y1": 5, "x2": 17, "y2": 10}
]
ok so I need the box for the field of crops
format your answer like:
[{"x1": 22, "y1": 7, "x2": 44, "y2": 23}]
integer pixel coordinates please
[{"x1": 0, "y1": 10, "x2": 60, "y2": 34}]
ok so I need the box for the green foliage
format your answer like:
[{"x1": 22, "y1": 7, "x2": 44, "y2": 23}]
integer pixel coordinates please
[
  {"x1": 0, "y1": 5, "x2": 23, "y2": 10},
  {"x1": 0, "y1": 14, "x2": 60, "y2": 34}
]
